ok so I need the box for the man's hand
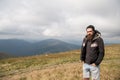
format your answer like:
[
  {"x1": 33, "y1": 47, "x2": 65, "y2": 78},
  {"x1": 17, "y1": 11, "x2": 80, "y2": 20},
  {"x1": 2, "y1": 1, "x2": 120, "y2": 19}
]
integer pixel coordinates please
[{"x1": 91, "y1": 63, "x2": 96, "y2": 67}]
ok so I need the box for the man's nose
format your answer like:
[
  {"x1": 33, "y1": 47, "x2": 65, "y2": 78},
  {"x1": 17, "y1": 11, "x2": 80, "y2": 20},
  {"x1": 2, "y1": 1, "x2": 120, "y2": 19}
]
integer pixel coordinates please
[{"x1": 87, "y1": 33, "x2": 90, "y2": 35}]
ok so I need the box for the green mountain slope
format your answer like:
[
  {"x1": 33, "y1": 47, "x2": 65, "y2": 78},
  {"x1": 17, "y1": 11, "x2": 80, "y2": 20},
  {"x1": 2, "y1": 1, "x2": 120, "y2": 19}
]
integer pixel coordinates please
[{"x1": 0, "y1": 39, "x2": 80, "y2": 57}]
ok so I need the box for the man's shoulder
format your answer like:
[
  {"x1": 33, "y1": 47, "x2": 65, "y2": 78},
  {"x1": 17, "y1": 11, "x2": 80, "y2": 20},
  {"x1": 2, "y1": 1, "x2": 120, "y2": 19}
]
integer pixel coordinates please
[
  {"x1": 96, "y1": 36, "x2": 104, "y2": 43},
  {"x1": 98, "y1": 36, "x2": 103, "y2": 40}
]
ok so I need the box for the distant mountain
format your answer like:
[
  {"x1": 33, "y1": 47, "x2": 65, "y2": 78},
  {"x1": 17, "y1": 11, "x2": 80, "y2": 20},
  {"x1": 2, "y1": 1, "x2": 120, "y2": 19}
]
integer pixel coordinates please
[
  {"x1": 31, "y1": 39, "x2": 80, "y2": 54},
  {"x1": 0, "y1": 39, "x2": 32, "y2": 56},
  {"x1": 0, "y1": 39, "x2": 80, "y2": 57}
]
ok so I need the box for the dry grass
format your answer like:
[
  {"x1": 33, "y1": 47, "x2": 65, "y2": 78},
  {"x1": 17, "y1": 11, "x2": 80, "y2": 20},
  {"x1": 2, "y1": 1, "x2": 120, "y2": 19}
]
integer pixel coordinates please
[
  {"x1": 0, "y1": 44, "x2": 120, "y2": 80},
  {"x1": 2, "y1": 62, "x2": 82, "y2": 80}
]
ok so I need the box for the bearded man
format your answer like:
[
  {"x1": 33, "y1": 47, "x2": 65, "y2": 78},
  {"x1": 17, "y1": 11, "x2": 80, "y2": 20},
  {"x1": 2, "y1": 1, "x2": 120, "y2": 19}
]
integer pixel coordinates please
[{"x1": 80, "y1": 25, "x2": 105, "y2": 80}]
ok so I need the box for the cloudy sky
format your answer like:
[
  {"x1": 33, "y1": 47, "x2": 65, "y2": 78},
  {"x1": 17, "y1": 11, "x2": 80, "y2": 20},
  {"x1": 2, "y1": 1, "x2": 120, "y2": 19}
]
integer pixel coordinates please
[{"x1": 0, "y1": 0, "x2": 120, "y2": 43}]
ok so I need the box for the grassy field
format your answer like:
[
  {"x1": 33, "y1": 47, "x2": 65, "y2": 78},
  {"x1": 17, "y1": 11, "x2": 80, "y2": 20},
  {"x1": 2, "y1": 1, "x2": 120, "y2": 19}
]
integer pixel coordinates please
[{"x1": 0, "y1": 44, "x2": 120, "y2": 80}]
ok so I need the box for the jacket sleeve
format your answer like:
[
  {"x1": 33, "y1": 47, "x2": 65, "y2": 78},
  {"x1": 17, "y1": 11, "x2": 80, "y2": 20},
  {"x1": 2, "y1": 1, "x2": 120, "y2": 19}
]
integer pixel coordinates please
[
  {"x1": 80, "y1": 39, "x2": 86, "y2": 61},
  {"x1": 95, "y1": 37, "x2": 105, "y2": 65}
]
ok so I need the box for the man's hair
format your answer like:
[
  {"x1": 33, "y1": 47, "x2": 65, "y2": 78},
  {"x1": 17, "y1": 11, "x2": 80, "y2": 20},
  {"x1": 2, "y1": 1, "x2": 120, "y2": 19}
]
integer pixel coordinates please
[{"x1": 86, "y1": 25, "x2": 95, "y2": 31}]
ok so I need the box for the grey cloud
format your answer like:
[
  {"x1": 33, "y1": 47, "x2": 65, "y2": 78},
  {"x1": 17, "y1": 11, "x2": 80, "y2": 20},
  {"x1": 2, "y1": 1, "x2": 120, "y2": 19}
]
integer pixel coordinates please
[{"x1": 0, "y1": 0, "x2": 120, "y2": 43}]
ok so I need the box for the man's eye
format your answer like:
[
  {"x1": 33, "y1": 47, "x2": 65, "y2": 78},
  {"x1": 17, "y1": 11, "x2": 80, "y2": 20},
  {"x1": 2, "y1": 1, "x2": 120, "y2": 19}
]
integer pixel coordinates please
[{"x1": 87, "y1": 31, "x2": 92, "y2": 32}]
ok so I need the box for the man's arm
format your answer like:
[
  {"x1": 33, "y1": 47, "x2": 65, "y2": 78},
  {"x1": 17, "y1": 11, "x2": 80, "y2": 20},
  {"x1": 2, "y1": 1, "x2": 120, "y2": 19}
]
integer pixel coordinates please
[
  {"x1": 80, "y1": 39, "x2": 86, "y2": 62},
  {"x1": 95, "y1": 38, "x2": 105, "y2": 65}
]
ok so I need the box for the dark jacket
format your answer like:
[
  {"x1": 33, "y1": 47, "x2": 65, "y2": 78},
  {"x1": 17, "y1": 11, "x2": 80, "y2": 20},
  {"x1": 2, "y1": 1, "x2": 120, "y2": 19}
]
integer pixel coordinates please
[{"x1": 80, "y1": 30, "x2": 104, "y2": 65}]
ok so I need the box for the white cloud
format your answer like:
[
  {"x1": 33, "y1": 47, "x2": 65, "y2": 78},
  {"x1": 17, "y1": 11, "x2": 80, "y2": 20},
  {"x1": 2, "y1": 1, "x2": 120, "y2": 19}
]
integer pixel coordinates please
[
  {"x1": 43, "y1": 29, "x2": 60, "y2": 37},
  {"x1": 42, "y1": 23, "x2": 62, "y2": 37}
]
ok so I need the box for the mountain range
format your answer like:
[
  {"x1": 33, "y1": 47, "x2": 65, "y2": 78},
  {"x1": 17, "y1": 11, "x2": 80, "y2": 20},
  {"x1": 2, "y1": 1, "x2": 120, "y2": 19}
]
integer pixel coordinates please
[{"x1": 0, "y1": 39, "x2": 80, "y2": 57}]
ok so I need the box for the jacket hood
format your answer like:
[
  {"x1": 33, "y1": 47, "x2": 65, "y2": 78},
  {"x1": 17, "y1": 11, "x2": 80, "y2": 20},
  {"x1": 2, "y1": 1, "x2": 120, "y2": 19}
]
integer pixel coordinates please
[{"x1": 93, "y1": 30, "x2": 101, "y2": 40}]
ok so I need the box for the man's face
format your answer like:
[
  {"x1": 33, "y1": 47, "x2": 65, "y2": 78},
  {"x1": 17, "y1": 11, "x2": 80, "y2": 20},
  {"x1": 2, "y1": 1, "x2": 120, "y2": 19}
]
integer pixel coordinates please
[
  {"x1": 86, "y1": 28, "x2": 94, "y2": 39},
  {"x1": 86, "y1": 28, "x2": 94, "y2": 36}
]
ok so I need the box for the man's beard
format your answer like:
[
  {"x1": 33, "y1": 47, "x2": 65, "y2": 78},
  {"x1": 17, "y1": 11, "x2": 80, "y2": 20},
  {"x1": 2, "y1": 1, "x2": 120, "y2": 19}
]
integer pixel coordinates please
[{"x1": 87, "y1": 34, "x2": 93, "y2": 40}]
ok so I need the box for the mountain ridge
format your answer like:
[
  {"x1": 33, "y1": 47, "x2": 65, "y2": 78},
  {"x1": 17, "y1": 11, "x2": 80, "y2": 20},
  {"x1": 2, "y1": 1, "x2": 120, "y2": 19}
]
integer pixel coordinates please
[{"x1": 0, "y1": 39, "x2": 80, "y2": 57}]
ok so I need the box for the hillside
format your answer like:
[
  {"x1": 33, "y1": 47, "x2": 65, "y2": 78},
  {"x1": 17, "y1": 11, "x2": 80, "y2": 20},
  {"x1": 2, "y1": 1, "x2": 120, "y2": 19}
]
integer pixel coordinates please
[
  {"x1": 0, "y1": 39, "x2": 80, "y2": 56},
  {"x1": 0, "y1": 44, "x2": 120, "y2": 80},
  {"x1": 0, "y1": 52, "x2": 11, "y2": 59}
]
